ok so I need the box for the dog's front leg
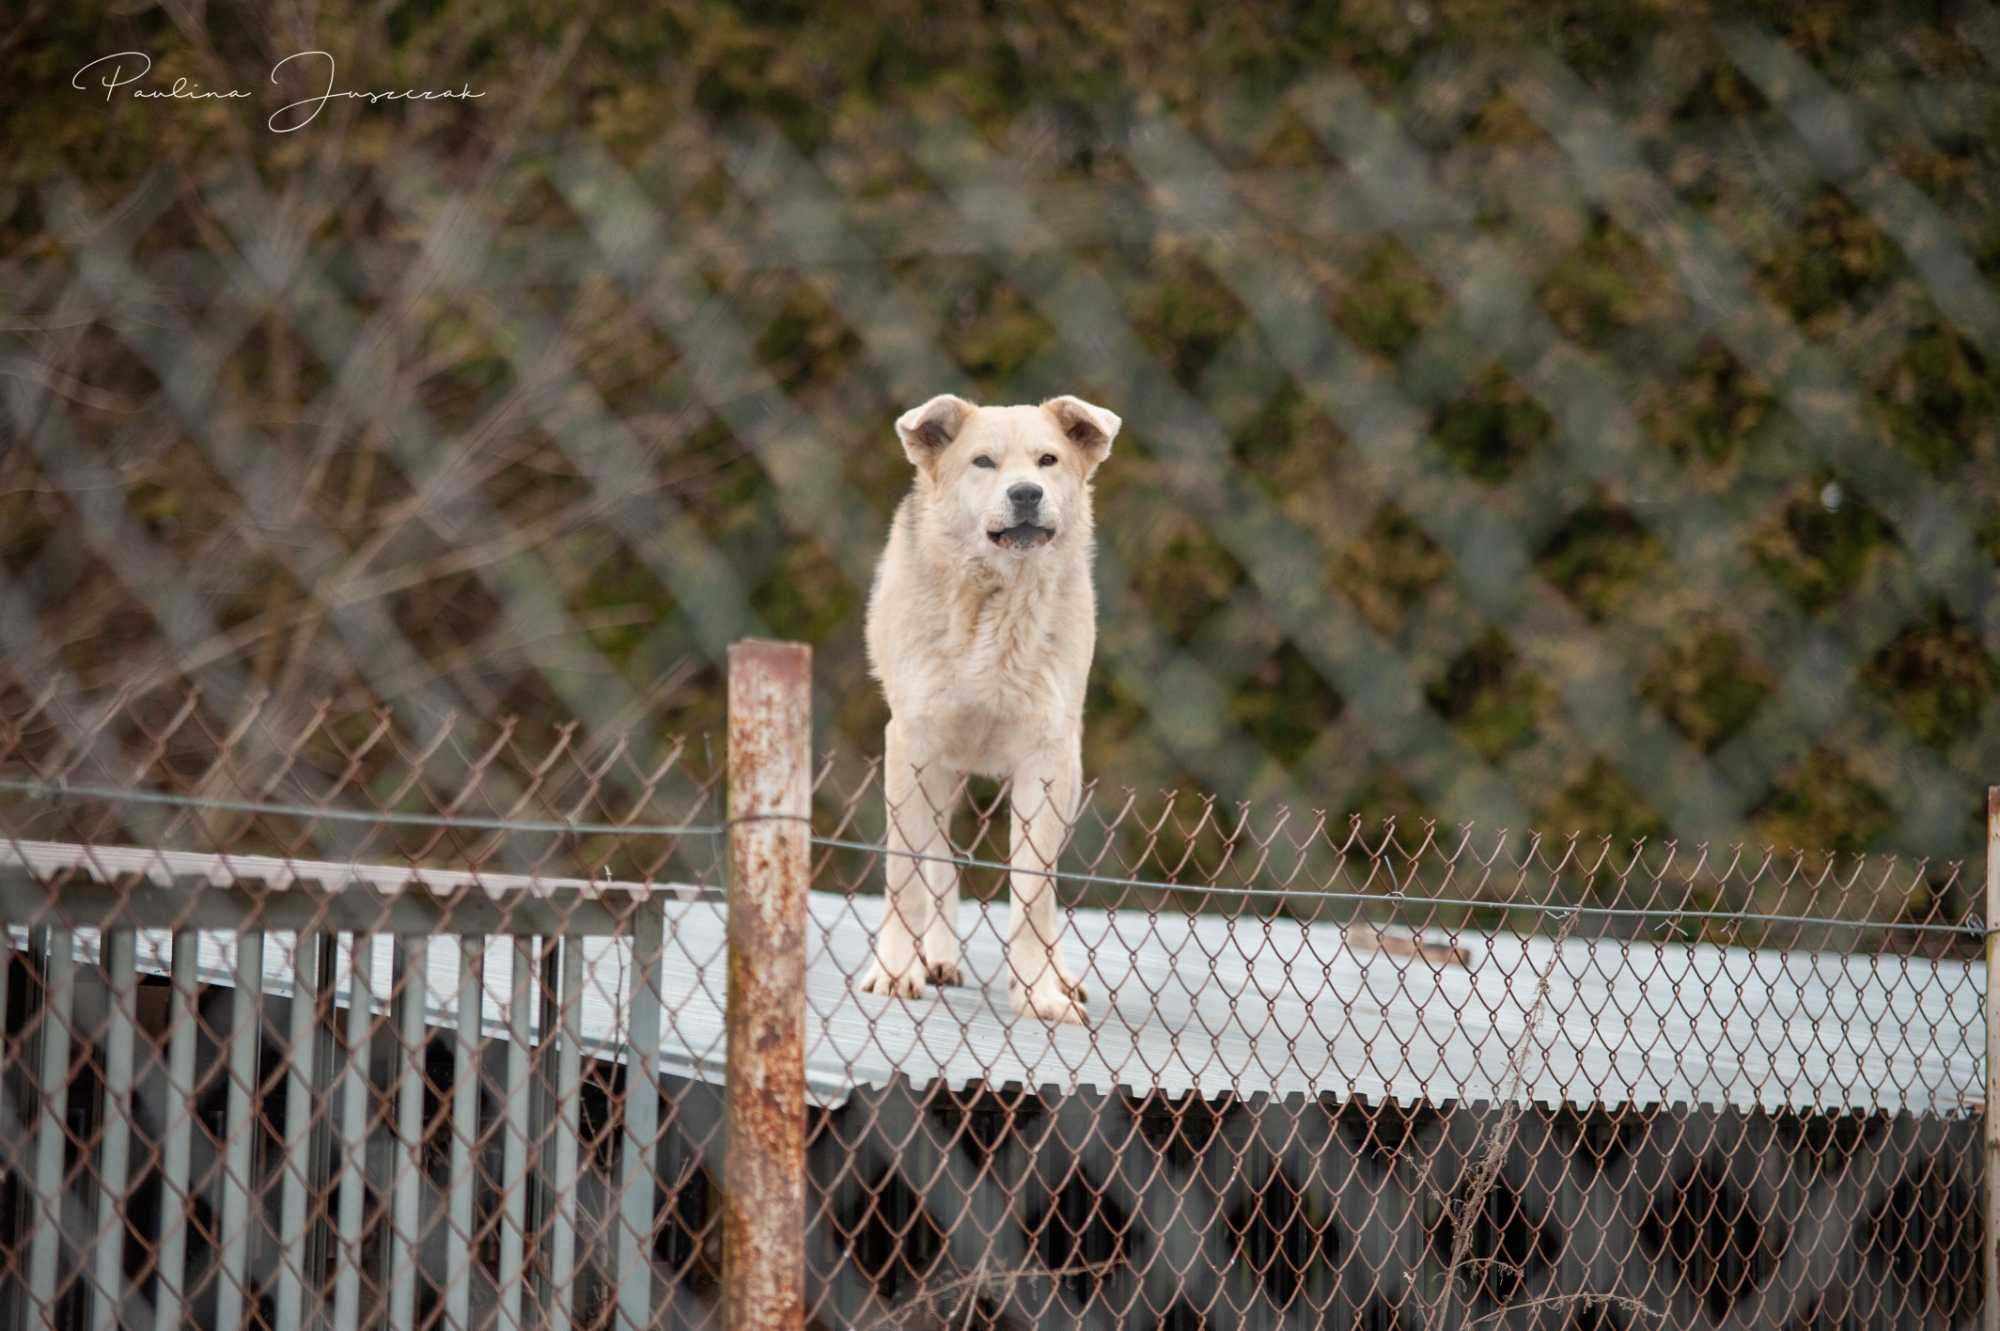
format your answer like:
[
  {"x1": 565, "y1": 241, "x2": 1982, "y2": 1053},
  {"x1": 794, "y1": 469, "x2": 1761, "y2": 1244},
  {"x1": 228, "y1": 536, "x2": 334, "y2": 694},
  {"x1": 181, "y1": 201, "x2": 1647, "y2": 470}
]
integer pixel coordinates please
[
  {"x1": 858, "y1": 723, "x2": 951, "y2": 1000},
  {"x1": 1005, "y1": 742, "x2": 1087, "y2": 1025},
  {"x1": 917, "y1": 812, "x2": 964, "y2": 986}
]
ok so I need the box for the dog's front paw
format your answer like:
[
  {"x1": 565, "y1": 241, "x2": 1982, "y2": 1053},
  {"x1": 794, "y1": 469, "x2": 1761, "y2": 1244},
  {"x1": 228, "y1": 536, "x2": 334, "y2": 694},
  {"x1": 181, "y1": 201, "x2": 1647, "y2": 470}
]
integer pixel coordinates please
[
  {"x1": 858, "y1": 956, "x2": 928, "y2": 1000},
  {"x1": 921, "y1": 927, "x2": 962, "y2": 986},
  {"x1": 1010, "y1": 975, "x2": 1087, "y2": 1025}
]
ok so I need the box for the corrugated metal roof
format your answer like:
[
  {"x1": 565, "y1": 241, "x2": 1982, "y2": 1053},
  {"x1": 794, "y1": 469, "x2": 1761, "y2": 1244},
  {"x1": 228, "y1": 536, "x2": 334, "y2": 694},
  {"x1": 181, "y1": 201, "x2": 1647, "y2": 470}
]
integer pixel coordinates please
[{"x1": 2, "y1": 840, "x2": 1981, "y2": 1114}]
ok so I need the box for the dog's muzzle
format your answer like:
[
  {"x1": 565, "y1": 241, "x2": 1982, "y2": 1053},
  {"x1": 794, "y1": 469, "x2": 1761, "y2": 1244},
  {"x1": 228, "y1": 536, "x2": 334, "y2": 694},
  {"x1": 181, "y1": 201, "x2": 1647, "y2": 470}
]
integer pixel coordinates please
[{"x1": 991, "y1": 482, "x2": 1054, "y2": 549}]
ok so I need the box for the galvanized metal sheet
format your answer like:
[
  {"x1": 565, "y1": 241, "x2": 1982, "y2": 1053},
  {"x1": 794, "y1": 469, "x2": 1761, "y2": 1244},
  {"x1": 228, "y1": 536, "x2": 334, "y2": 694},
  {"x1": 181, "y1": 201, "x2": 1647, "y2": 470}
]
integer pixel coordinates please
[{"x1": 2, "y1": 840, "x2": 1981, "y2": 1115}]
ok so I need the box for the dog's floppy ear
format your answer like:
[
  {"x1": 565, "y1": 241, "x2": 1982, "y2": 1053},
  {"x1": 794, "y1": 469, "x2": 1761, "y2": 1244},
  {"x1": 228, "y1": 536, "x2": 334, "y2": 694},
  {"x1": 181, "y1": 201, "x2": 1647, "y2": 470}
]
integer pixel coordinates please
[
  {"x1": 1042, "y1": 395, "x2": 1121, "y2": 471},
  {"x1": 895, "y1": 394, "x2": 977, "y2": 469}
]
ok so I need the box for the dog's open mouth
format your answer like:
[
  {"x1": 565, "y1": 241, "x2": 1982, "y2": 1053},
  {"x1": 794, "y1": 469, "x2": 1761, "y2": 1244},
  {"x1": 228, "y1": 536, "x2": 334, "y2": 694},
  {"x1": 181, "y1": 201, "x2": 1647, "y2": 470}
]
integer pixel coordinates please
[{"x1": 988, "y1": 523, "x2": 1056, "y2": 550}]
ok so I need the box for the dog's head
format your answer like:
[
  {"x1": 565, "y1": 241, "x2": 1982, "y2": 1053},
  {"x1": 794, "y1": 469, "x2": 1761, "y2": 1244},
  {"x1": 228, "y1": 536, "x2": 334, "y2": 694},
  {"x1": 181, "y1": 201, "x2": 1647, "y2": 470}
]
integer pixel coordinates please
[{"x1": 895, "y1": 394, "x2": 1121, "y2": 560}]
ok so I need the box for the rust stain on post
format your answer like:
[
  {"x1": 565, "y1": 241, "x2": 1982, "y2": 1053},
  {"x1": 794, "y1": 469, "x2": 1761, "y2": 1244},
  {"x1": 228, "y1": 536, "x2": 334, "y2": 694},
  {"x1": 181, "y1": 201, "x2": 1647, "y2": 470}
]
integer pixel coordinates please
[
  {"x1": 1986, "y1": 786, "x2": 1999, "y2": 1331},
  {"x1": 725, "y1": 639, "x2": 810, "y2": 1331}
]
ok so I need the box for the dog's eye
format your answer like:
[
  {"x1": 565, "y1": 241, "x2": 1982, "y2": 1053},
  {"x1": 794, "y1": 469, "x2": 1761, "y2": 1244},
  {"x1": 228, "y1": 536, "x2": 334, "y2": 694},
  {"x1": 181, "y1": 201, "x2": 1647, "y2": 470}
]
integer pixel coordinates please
[
  {"x1": 972, "y1": 456, "x2": 996, "y2": 469},
  {"x1": 1038, "y1": 453, "x2": 1057, "y2": 467}
]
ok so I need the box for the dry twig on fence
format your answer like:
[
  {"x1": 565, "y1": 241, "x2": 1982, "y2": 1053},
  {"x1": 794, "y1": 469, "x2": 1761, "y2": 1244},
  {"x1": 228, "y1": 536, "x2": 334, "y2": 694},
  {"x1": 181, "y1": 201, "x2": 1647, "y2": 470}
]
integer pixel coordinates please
[{"x1": 1418, "y1": 906, "x2": 1649, "y2": 1330}]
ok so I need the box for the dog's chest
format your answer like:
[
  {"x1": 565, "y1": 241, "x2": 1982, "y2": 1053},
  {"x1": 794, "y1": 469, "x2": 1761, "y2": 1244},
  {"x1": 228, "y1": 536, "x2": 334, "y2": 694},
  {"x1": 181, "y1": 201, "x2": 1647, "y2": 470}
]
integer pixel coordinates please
[
  {"x1": 897, "y1": 584, "x2": 1076, "y2": 766},
  {"x1": 915, "y1": 673, "x2": 1063, "y2": 772}
]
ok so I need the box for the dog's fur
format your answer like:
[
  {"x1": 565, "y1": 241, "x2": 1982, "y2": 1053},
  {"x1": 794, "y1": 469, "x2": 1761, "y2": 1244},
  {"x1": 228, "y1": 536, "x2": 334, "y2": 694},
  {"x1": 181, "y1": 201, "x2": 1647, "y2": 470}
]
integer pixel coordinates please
[
  {"x1": 857, "y1": 393, "x2": 1115, "y2": 1023},
  {"x1": 856, "y1": 393, "x2": 1469, "y2": 1023}
]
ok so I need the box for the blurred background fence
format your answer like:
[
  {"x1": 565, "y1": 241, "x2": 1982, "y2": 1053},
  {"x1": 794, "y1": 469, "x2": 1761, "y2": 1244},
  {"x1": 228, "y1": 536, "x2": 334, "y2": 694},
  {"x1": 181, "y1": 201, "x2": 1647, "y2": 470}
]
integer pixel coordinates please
[{"x1": 4, "y1": 5, "x2": 2000, "y2": 898}]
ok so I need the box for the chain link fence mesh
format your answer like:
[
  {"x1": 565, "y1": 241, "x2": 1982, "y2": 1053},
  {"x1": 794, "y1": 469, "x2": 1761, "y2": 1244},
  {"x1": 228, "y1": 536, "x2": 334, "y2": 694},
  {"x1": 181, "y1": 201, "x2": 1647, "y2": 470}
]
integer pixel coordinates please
[
  {"x1": 0, "y1": 691, "x2": 1985, "y2": 1329},
  {"x1": 6, "y1": 7, "x2": 2000, "y2": 1328}
]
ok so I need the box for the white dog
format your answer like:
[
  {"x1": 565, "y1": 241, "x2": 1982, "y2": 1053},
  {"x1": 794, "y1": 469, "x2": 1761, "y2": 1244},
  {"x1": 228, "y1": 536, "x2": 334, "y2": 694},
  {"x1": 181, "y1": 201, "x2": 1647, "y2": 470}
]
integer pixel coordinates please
[{"x1": 856, "y1": 393, "x2": 1119, "y2": 1024}]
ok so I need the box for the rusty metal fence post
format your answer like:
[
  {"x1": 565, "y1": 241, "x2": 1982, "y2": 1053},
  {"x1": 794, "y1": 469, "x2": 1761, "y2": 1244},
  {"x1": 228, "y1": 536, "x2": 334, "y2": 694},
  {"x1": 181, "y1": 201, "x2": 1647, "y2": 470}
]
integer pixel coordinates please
[
  {"x1": 1988, "y1": 785, "x2": 1999, "y2": 1331},
  {"x1": 724, "y1": 639, "x2": 811, "y2": 1331}
]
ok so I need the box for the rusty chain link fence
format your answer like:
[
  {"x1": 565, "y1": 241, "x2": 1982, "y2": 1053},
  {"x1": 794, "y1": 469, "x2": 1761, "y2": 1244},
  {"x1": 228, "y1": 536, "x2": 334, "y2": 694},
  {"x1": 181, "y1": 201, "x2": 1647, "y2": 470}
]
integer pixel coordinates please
[
  {"x1": 0, "y1": 656, "x2": 1987, "y2": 1331},
  {"x1": 6, "y1": 11, "x2": 2000, "y2": 1324}
]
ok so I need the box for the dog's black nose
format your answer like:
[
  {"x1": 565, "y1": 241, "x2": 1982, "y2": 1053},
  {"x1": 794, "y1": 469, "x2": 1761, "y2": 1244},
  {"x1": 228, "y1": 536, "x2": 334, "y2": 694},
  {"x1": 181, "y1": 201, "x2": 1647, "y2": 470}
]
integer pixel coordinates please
[{"x1": 1007, "y1": 482, "x2": 1043, "y2": 508}]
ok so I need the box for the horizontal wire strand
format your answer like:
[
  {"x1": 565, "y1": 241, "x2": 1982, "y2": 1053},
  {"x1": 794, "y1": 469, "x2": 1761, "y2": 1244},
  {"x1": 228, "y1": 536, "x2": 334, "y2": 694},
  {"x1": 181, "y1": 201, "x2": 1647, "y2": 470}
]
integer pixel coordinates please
[
  {"x1": 0, "y1": 777, "x2": 725, "y2": 839},
  {"x1": 808, "y1": 834, "x2": 1985, "y2": 936},
  {"x1": 0, "y1": 780, "x2": 1977, "y2": 935}
]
